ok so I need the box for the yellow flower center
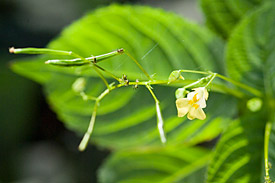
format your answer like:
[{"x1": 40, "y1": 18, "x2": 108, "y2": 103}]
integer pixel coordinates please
[{"x1": 188, "y1": 93, "x2": 199, "y2": 105}]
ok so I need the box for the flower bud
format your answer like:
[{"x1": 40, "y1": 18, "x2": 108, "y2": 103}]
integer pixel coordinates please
[
  {"x1": 175, "y1": 88, "x2": 189, "y2": 99},
  {"x1": 168, "y1": 70, "x2": 184, "y2": 84},
  {"x1": 72, "y1": 77, "x2": 86, "y2": 93}
]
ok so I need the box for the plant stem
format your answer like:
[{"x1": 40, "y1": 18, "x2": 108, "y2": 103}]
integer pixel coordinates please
[
  {"x1": 78, "y1": 100, "x2": 99, "y2": 151},
  {"x1": 205, "y1": 73, "x2": 217, "y2": 87},
  {"x1": 92, "y1": 66, "x2": 110, "y2": 89},
  {"x1": 93, "y1": 64, "x2": 121, "y2": 82},
  {"x1": 78, "y1": 88, "x2": 111, "y2": 151},
  {"x1": 124, "y1": 49, "x2": 152, "y2": 80},
  {"x1": 216, "y1": 74, "x2": 262, "y2": 97},
  {"x1": 179, "y1": 69, "x2": 262, "y2": 97},
  {"x1": 145, "y1": 84, "x2": 166, "y2": 143},
  {"x1": 264, "y1": 121, "x2": 272, "y2": 182}
]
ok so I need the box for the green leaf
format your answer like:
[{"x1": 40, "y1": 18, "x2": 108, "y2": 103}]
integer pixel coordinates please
[
  {"x1": 200, "y1": 0, "x2": 266, "y2": 39},
  {"x1": 99, "y1": 145, "x2": 210, "y2": 183},
  {"x1": 207, "y1": 112, "x2": 265, "y2": 183},
  {"x1": 226, "y1": 3, "x2": 275, "y2": 92},
  {"x1": 11, "y1": 5, "x2": 234, "y2": 149}
]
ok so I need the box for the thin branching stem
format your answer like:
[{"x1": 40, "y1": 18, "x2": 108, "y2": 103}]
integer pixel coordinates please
[
  {"x1": 124, "y1": 49, "x2": 152, "y2": 80},
  {"x1": 78, "y1": 87, "x2": 111, "y2": 151},
  {"x1": 145, "y1": 84, "x2": 166, "y2": 143},
  {"x1": 92, "y1": 66, "x2": 110, "y2": 89},
  {"x1": 93, "y1": 64, "x2": 121, "y2": 82}
]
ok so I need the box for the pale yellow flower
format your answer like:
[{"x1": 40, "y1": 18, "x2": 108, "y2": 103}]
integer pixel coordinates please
[{"x1": 176, "y1": 87, "x2": 208, "y2": 120}]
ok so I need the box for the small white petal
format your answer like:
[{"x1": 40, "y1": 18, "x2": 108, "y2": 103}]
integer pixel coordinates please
[
  {"x1": 187, "y1": 90, "x2": 196, "y2": 100},
  {"x1": 188, "y1": 107, "x2": 206, "y2": 120},
  {"x1": 196, "y1": 98, "x2": 207, "y2": 108},
  {"x1": 176, "y1": 98, "x2": 190, "y2": 117},
  {"x1": 193, "y1": 87, "x2": 205, "y2": 100},
  {"x1": 204, "y1": 88, "x2": 209, "y2": 100}
]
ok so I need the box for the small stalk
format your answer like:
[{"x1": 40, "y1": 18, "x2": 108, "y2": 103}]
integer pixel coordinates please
[
  {"x1": 92, "y1": 66, "x2": 110, "y2": 89},
  {"x1": 146, "y1": 84, "x2": 166, "y2": 143},
  {"x1": 93, "y1": 64, "x2": 121, "y2": 82},
  {"x1": 205, "y1": 73, "x2": 217, "y2": 88},
  {"x1": 78, "y1": 101, "x2": 99, "y2": 151},
  {"x1": 216, "y1": 74, "x2": 262, "y2": 97},
  {"x1": 78, "y1": 88, "x2": 111, "y2": 151},
  {"x1": 124, "y1": 49, "x2": 152, "y2": 80},
  {"x1": 264, "y1": 121, "x2": 272, "y2": 183}
]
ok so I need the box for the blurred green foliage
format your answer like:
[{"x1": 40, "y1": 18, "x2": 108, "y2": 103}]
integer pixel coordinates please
[{"x1": 4, "y1": 0, "x2": 275, "y2": 182}]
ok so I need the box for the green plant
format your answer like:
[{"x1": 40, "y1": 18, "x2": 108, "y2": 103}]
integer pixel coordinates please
[{"x1": 10, "y1": 1, "x2": 275, "y2": 182}]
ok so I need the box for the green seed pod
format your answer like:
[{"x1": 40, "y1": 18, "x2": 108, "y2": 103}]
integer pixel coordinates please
[{"x1": 45, "y1": 59, "x2": 90, "y2": 66}]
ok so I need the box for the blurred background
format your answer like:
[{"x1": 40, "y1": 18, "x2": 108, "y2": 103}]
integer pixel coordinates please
[{"x1": 0, "y1": 0, "x2": 202, "y2": 182}]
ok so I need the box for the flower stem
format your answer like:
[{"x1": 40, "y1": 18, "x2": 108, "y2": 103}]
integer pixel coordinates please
[
  {"x1": 264, "y1": 121, "x2": 272, "y2": 182},
  {"x1": 205, "y1": 73, "x2": 217, "y2": 88},
  {"x1": 124, "y1": 49, "x2": 152, "y2": 80},
  {"x1": 145, "y1": 84, "x2": 166, "y2": 143},
  {"x1": 216, "y1": 74, "x2": 262, "y2": 97},
  {"x1": 178, "y1": 69, "x2": 262, "y2": 97},
  {"x1": 78, "y1": 87, "x2": 111, "y2": 151}
]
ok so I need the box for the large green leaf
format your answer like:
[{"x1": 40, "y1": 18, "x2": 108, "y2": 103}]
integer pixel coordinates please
[
  {"x1": 11, "y1": 5, "x2": 235, "y2": 149},
  {"x1": 99, "y1": 145, "x2": 210, "y2": 183},
  {"x1": 200, "y1": 0, "x2": 266, "y2": 39},
  {"x1": 207, "y1": 111, "x2": 265, "y2": 183},
  {"x1": 226, "y1": 3, "x2": 275, "y2": 91}
]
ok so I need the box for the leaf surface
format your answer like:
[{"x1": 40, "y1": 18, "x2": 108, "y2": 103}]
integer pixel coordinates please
[
  {"x1": 99, "y1": 145, "x2": 210, "y2": 183},
  {"x1": 226, "y1": 3, "x2": 275, "y2": 91},
  {"x1": 200, "y1": 0, "x2": 266, "y2": 39},
  {"x1": 207, "y1": 112, "x2": 265, "y2": 183}
]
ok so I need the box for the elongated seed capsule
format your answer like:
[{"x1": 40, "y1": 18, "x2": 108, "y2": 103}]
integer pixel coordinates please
[
  {"x1": 45, "y1": 58, "x2": 90, "y2": 66},
  {"x1": 87, "y1": 48, "x2": 124, "y2": 63},
  {"x1": 45, "y1": 48, "x2": 125, "y2": 66},
  {"x1": 9, "y1": 47, "x2": 82, "y2": 58}
]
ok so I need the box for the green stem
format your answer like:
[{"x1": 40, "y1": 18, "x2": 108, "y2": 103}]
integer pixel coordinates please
[
  {"x1": 92, "y1": 66, "x2": 110, "y2": 89},
  {"x1": 78, "y1": 100, "x2": 99, "y2": 151},
  {"x1": 264, "y1": 121, "x2": 272, "y2": 182},
  {"x1": 180, "y1": 69, "x2": 210, "y2": 75},
  {"x1": 182, "y1": 75, "x2": 212, "y2": 89},
  {"x1": 145, "y1": 84, "x2": 166, "y2": 143},
  {"x1": 124, "y1": 49, "x2": 152, "y2": 80},
  {"x1": 179, "y1": 69, "x2": 262, "y2": 97},
  {"x1": 93, "y1": 64, "x2": 121, "y2": 82},
  {"x1": 78, "y1": 88, "x2": 111, "y2": 151},
  {"x1": 216, "y1": 74, "x2": 262, "y2": 97},
  {"x1": 205, "y1": 73, "x2": 217, "y2": 88}
]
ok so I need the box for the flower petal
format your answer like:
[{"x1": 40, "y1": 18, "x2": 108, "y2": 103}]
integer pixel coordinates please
[
  {"x1": 204, "y1": 88, "x2": 209, "y2": 100},
  {"x1": 197, "y1": 98, "x2": 207, "y2": 108},
  {"x1": 187, "y1": 107, "x2": 206, "y2": 120},
  {"x1": 187, "y1": 90, "x2": 196, "y2": 100},
  {"x1": 176, "y1": 98, "x2": 190, "y2": 117}
]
